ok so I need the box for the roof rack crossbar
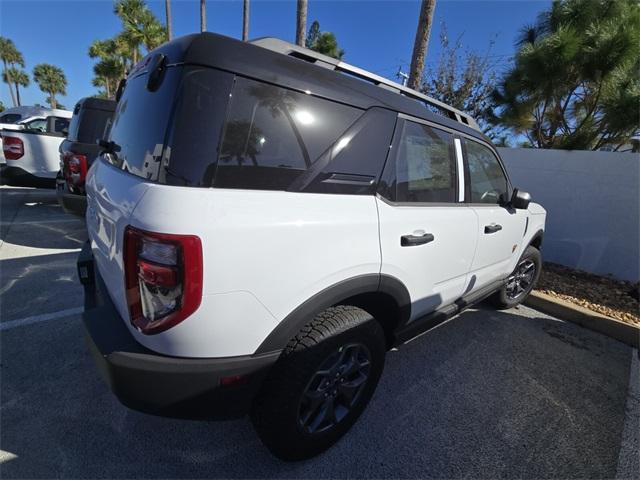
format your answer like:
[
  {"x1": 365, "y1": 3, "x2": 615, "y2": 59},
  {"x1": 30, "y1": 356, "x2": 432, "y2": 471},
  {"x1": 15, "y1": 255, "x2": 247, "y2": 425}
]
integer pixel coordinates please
[{"x1": 250, "y1": 37, "x2": 480, "y2": 131}]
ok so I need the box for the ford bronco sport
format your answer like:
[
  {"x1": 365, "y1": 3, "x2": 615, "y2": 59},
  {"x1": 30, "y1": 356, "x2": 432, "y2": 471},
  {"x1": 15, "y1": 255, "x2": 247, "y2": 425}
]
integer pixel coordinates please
[
  {"x1": 79, "y1": 32, "x2": 546, "y2": 460},
  {"x1": 57, "y1": 97, "x2": 116, "y2": 216}
]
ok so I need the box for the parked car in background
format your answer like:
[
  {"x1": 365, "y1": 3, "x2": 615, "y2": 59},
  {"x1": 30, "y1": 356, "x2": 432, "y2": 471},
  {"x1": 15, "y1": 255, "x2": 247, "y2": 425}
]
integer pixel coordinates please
[
  {"x1": 1, "y1": 109, "x2": 72, "y2": 187},
  {"x1": 57, "y1": 98, "x2": 116, "y2": 216},
  {"x1": 0, "y1": 106, "x2": 70, "y2": 165},
  {"x1": 79, "y1": 33, "x2": 546, "y2": 461}
]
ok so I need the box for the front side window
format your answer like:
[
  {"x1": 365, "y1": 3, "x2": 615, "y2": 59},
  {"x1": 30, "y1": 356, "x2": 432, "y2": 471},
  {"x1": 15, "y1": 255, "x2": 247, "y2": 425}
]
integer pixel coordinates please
[
  {"x1": 391, "y1": 120, "x2": 456, "y2": 203},
  {"x1": 216, "y1": 77, "x2": 362, "y2": 190},
  {"x1": 24, "y1": 118, "x2": 46, "y2": 132},
  {"x1": 465, "y1": 139, "x2": 508, "y2": 204}
]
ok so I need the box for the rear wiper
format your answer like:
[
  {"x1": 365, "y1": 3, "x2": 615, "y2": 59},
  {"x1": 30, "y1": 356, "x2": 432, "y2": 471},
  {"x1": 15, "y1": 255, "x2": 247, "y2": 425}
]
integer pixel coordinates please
[
  {"x1": 98, "y1": 139, "x2": 121, "y2": 154},
  {"x1": 164, "y1": 166, "x2": 192, "y2": 186}
]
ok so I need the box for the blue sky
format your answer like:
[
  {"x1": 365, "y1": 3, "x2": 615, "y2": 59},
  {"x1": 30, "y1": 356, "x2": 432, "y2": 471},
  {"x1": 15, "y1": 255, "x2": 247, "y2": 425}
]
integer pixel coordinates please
[{"x1": 0, "y1": 0, "x2": 550, "y2": 109}]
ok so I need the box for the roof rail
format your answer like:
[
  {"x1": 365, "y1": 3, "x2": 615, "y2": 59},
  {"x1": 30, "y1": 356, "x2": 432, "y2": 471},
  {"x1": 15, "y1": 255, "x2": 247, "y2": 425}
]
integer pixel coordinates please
[{"x1": 250, "y1": 37, "x2": 480, "y2": 132}]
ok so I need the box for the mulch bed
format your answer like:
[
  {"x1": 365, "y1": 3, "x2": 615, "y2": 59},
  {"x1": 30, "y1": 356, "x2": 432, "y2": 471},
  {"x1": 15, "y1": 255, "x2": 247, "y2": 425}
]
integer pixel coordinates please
[{"x1": 535, "y1": 262, "x2": 639, "y2": 326}]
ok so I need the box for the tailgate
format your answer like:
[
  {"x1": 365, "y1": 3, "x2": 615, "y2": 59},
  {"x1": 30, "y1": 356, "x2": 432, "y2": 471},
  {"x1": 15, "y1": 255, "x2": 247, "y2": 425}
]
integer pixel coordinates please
[{"x1": 2, "y1": 130, "x2": 64, "y2": 178}]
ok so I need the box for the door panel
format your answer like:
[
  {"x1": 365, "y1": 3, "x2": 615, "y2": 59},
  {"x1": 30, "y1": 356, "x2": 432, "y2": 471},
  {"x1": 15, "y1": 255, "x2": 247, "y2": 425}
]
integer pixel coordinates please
[
  {"x1": 463, "y1": 137, "x2": 526, "y2": 288},
  {"x1": 377, "y1": 200, "x2": 478, "y2": 319},
  {"x1": 469, "y1": 206, "x2": 526, "y2": 287},
  {"x1": 376, "y1": 118, "x2": 478, "y2": 320}
]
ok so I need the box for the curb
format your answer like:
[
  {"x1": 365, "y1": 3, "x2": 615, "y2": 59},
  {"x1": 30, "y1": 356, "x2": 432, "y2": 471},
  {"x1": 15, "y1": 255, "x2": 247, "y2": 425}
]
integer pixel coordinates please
[{"x1": 525, "y1": 291, "x2": 639, "y2": 348}]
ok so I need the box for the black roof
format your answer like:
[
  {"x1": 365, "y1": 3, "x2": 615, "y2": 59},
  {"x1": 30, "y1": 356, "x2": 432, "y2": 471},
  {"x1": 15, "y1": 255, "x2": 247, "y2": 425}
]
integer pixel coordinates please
[
  {"x1": 75, "y1": 97, "x2": 117, "y2": 112},
  {"x1": 147, "y1": 32, "x2": 487, "y2": 142}
]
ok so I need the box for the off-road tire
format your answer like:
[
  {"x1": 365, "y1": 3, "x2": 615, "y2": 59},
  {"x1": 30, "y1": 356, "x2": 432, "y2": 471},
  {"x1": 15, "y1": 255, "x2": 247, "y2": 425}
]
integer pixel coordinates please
[
  {"x1": 491, "y1": 245, "x2": 542, "y2": 309},
  {"x1": 250, "y1": 305, "x2": 386, "y2": 461}
]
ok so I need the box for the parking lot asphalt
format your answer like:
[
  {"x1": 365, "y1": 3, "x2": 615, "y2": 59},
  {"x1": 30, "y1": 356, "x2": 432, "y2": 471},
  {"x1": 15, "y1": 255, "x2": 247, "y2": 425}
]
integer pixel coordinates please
[{"x1": 1, "y1": 186, "x2": 638, "y2": 479}]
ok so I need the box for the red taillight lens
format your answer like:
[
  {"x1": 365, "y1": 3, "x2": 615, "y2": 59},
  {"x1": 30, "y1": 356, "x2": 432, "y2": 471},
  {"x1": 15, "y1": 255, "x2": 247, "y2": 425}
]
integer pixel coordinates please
[
  {"x1": 3, "y1": 137, "x2": 24, "y2": 160},
  {"x1": 62, "y1": 152, "x2": 88, "y2": 187},
  {"x1": 124, "y1": 226, "x2": 203, "y2": 335}
]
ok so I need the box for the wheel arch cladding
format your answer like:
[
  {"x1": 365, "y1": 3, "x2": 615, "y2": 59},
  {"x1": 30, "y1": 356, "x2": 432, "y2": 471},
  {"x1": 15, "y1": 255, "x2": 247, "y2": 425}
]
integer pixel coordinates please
[
  {"x1": 530, "y1": 229, "x2": 544, "y2": 249},
  {"x1": 254, "y1": 274, "x2": 411, "y2": 354}
]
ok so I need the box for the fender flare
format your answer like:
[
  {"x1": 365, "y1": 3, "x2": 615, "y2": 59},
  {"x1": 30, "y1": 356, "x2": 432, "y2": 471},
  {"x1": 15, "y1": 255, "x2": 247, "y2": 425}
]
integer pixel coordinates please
[
  {"x1": 529, "y1": 229, "x2": 544, "y2": 249},
  {"x1": 255, "y1": 274, "x2": 411, "y2": 354}
]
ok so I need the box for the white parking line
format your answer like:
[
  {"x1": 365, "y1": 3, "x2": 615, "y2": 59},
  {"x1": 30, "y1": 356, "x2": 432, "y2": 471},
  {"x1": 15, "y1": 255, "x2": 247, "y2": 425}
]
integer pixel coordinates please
[
  {"x1": 0, "y1": 307, "x2": 83, "y2": 331},
  {"x1": 616, "y1": 349, "x2": 640, "y2": 479}
]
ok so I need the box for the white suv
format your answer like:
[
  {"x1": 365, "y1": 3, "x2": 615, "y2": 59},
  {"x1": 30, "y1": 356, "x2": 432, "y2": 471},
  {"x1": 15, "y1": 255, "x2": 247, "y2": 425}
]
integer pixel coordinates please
[{"x1": 80, "y1": 33, "x2": 546, "y2": 460}]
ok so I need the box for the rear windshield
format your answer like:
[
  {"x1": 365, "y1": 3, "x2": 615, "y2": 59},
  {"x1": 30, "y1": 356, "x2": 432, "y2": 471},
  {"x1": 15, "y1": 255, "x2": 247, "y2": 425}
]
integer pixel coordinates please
[
  {"x1": 106, "y1": 65, "x2": 183, "y2": 180},
  {"x1": 67, "y1": 105, "x2": 114, "y2": 144},
  {"x1": 0, "y1": 113, "x2": 22, "y2": 124},
  {"x1": 107, "y1": 65, "x2": 366, "y2": 190}
]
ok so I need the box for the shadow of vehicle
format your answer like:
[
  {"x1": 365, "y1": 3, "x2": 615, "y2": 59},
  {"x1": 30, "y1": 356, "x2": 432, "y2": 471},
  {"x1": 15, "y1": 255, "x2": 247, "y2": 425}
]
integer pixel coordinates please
[
  {"x1": 0, "y1": 187, "x2": 86, "y2": 249},
  {"x1": 0, "y1": 305, "x2": 633, "y2": 479}
]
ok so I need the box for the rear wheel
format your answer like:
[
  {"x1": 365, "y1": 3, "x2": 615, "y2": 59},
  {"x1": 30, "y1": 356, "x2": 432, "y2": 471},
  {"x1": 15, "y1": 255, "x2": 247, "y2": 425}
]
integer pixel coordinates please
[
  {"x1": 491, "y1": 245, "x2": 541, "y2": 309},
  {"x1": 250, "y1": 306, "x2": 386, "y2": 461}
]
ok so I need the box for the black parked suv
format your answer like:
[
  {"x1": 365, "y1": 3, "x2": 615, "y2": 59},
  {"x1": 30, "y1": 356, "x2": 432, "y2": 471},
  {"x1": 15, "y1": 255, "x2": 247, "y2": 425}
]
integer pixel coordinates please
[{"x1": 56, "y1": 97, "x2": 116, "y2": 216}]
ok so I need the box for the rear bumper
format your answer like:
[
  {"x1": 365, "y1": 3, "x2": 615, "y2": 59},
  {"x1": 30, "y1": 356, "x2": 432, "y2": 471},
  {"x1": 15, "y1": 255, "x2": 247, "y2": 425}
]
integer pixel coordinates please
[
  {"x1": 56, "y1": 175, "x2": 87, "y2": 217},
  {"x1": 1, "y1": 166, "x2": 55, "y2": 188},
  {"x1": 78, "y1": 243, "x2": 279, "y2": 419}
]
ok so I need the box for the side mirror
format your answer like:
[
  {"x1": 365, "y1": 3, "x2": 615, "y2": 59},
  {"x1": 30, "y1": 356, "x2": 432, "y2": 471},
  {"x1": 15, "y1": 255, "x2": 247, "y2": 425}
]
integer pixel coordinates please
[{"x1": 511, "y1": 188, "x2": 531, "y2": 209}]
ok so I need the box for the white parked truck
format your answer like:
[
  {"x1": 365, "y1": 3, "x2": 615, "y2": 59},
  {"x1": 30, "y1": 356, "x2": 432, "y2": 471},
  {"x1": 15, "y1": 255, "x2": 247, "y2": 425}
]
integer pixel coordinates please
[{"x1": 1, "y1": 110, "x2": 72, "y2": 186}]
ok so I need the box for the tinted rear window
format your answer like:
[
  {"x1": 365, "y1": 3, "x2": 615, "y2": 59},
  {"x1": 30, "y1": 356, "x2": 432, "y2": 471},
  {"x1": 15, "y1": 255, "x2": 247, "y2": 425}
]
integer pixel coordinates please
[
  {"x1": 68, "y1": 106, "x2": 114, "y2": 144},
  {"x1": 107, "y1": 66, "x2": 183, "y2": 180},
  {"x1": 0, "y1": 114, "x2": 21, "y2": 123},
  {"x1": 106, "y1": 66, "x2": 367, "y2": 190}
]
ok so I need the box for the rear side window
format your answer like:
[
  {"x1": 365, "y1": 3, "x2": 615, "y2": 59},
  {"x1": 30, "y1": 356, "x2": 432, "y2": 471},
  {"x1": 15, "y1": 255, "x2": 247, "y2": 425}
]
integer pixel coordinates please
[
  {"x1": 386, "y1": 120, "x2": 456, "y2": 203},
  {"x1": 215, "y1": 77, "x2": 362, "y2": 190},
  {"x1": 464, "y1": 139, "x2": 508, "y2": 204}
]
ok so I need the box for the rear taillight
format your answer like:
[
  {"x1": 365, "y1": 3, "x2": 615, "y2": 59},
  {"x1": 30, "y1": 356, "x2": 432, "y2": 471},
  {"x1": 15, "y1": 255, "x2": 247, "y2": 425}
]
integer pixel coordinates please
[
  {"x1": 62, "y1": 152, "x2": 88, "y2": 188},
  {"x1": 3, "y1": 137, "x2": 24, "y2": 160},
  {"x1": 124, "y1": 226, "x2": 203, "y2": 335}
]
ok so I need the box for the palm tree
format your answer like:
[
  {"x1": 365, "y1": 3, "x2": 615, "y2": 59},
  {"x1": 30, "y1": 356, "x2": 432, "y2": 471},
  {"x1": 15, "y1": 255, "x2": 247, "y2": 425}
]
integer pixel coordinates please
[
  {"x1": 114, "y1": 0, "x2": 146, "y2": 64},
  {"x1": 142, "y1": 20, "x2": 168, "y2": 51},
  {"x1": 93, "y1": 58, "x2": 121, "y2": 98},
  {"x1": 408, "y1": 0, "x2": 437, "y2": 90},
  {"x1": 200, "y1": 0, "x2": 206, "y2": 32},
  {"x1": 295, "y1": 0, "x2": 307, "y2": 46},
  {"x1": 89, "y1": 38, "x2": 128, "y2": 74},
  {"x1": 33, "y1": 64, "x2": 67, "y2": 109},
  {"x1": 165, "y1": 0, "x2": 173, "y2": 41},
  {"x1": 114, "y1": 0, "x2": 166, "y2": 65},
  {"x1": 242, "y1": 0, "x2": 250, "y2": 41},
  {"x1": 3, "y1": 67, "x2": 29, "y2": 106},
  {"x1": 0, "y1": 37, "x2": 25, "y2": 107}
]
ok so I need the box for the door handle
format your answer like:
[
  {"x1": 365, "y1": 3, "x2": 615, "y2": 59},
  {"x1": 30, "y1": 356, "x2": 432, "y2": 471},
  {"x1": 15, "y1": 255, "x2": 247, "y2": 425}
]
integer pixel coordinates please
[
  {"x1": 484, "y1": 224, "x2": 503, "y2": 234},
  {"x1": 401, "y1": 233, "x2": 435, "y2": 247}
]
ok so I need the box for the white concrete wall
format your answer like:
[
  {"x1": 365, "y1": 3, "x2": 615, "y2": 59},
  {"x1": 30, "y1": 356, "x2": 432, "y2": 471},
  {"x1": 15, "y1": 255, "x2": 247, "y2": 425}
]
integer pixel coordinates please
[{"x1": 498, "y1": 148, "x2": 640, "y2": 282}]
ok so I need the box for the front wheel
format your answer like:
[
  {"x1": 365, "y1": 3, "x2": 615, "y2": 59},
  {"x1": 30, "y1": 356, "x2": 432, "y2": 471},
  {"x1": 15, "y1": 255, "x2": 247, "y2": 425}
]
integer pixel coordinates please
[
  {"x1": 250, "y1": 306, "x2": 386, "y2": 461},
  {"x1": 491, "y1": 245, "x2": 542, "y2": 309}
]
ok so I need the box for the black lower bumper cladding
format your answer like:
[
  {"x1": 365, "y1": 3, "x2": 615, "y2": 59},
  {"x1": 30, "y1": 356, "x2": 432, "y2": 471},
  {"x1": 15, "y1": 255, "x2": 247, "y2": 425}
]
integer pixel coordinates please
[{"x1": 78, "y1": 242, "x2": 279, "y2": 419}]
